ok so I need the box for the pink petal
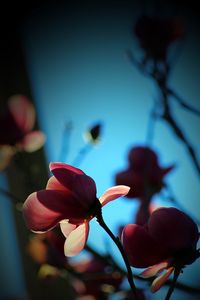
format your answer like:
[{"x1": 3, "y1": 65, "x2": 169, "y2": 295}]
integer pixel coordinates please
[
  {"x1": 46, "y1": 176, "x2": 69, "y2": 191},
  {"x1": 8, "y1": 95, "x2": 35, "y2": 132},
  {"x1": 23, "y1": 190, "x2": 86, "y2": 232},
  {"x1": 140, "y1": 261, "x2": 169, "y2": 278},
  {"x1": 49, "y1": 163, "x2": 97, "y2": 207},
  {"x1": 151, "y1": 267, "x2": 174, "y2": 293},
  {"x1": 99, "y1": 185, "x2": 130, "y2": 206},
  {"x1": 64, "y1": 222, "x2": 89, "y2": 257},
  {"x1": 20, "y1": 131, "x2": 45, "y2": 152},
  {"x1": 60, "y1": 220, "x2": 77, "y2": 237},
  {"x1": 50, "y1": 162, "x2": 84, "y2": 175}
]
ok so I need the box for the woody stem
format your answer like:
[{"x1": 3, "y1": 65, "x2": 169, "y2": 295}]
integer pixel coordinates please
[
  {"x1": 96, "y1": 212, "x2": 139, "y2": 300},
  {"x1": 165, "y1": 268, "x2": 180, "y2": 300}
]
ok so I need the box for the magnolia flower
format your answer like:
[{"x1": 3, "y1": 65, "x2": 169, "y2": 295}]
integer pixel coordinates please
[
  {"x1": 0, "y1": 95, "x2": 45, "y2": 170},
  {"x1": 23, "y1": 162, "x2": 130, "y2": 257},
  {"x1": 115, "y1": 146, "x2": 174, "y2": 199},
  {"x1": 134, "y1": 15, "x2": 185, "y2": 62},
  {"x1": 122, "y1": 207, "x2": 199, "y2": 292}
]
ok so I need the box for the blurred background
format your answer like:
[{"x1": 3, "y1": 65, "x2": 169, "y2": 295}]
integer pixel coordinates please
[{"x1": 0, "y1": 1, "x2": 200, "y2": 299}]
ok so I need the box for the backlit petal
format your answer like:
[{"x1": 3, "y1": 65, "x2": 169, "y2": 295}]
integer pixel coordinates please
[
  {"x1": 60, "y1": 220, "x2": 77, "y2": 237},
  {"x1": 99, "y1": 185, "x2": 130, "y2": 206},
  {"x1": 46, "y1": 176, "x2": 69, "y2": 191},
  {"x1": 140, "y1": 261, "x2": 169, "y2": 278},
  {"x1": 151, "y1": 267, "x2": 174, "y2": 293},
  {"x1": 64, "y1": 222, "x2": 89, "y2": 257},
  {"x1": 23, "y1": 190, "x2": 86, "y2": 232},
  {"x1": 50, "y1": 162, "x2": 97, "y2": 207}
]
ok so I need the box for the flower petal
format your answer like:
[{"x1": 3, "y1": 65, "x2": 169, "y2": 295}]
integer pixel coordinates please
[
  {"x1": 50, "y1": 162, "x2": 84, "y2": 175},
  {"x1": 121, "y1": 224, "x2": 168, "y2": 268},
  {"x1": 49, "y1": 163, "x2": 97, "y2": 207},
  {"x1": 60, "y1": 220, "x2": 77, "y2": 237},
  {"x1": 64, "y1": 222, "x2": 89, "y2": 257},
  {"x1": 20, "y1": 131, "x2": 46, "y2": 152},
  {"x1": 46, "y1": 176, "x2": 69, "y2": 191},
  {"x1": 8, "y1": 95, "x2": 35, "y2": 132},
  {"x1": 151, "y1": 267, "x2": 174, "y2": 293},
  {"x1": 140, "y1": 261, "x2": 169, "y2": 278},
  {"x1": 23, "y1": 190, "x2": 86, "y2": 232},
  {"x1": 148, "y1": 207, "x2": 199, "y2": 252},
  {"x1": 99, "y1": 185, "x2": 130, "y2": 206}
]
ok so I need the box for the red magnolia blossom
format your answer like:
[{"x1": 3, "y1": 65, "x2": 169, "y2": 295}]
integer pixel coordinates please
[
  {"x1": 72, "y1": 257, "x2": 124, "y2": 299},
  {"x1": 134, "y1": 15, "x2": 185, "y2": 62},
  {"x1": 23, "y1": 162, "x2": 130, "y2": 257},
  {"x1": 0, "y1": 95, "x2": 45, "y2": 170},
  {"x1": 122, "y1": 207, "x2": 199, "y2": 292},
  {"x1": 115, "y1": 146, "x2": 174, "y2": 200}
]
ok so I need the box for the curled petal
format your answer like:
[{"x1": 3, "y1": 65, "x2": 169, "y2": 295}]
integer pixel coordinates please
[
  {"x1": 151, "y1": 267, "x2": 174, "y2": 293},
  {"x1": 49, "y1": 162, "x2": 97, "y2": 207},
  {"x1": 99, "y1": 185, "x2": 130, "y2": 206},
  {"x1": 8, "y1": 95, "x2": 35, "y2": 132},
  {"x1": 20, "y1": 131, "x2": 46, "y2": 152},
  {"x1": 23, "y1": 190, "x2": 86, "y2": 232},
  {"x1": 60, "y1": 220, "x2": 77, "y2": 237},
  {"x1": 140, "y1": 261, "x2": 169, "y2": 278},
  {"x1": 50, "y1": 162, "x2": 84, "y2": 175},
  {"x1": 46, "y1": 176, "x2": 69, "y2": 191},
  {"x1": 64, "y1": 222, "x2": 89, "y2": 257}
]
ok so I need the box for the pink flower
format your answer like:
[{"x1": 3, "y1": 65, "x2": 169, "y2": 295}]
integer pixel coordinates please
[
  {"x1": 23, "y1": 162, "x2": 130, "y2": 257},
  {"x1": 0, "y1": 95, "x2": 45, "y2": 170},
  {"x1": 115, "y1": 146, "x2": 174, "y2": 199},
  {"x1": 134, "y1": 15, "x2": 185, "y2": 61},
  {"x1": 122, "y1": 207, "x2": 199, "y2": 292}
]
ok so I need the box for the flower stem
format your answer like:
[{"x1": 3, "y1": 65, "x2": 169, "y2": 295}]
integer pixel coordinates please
[
  {"x1": 165, "y1": 268, "x2": 180, "y2": 300},
  {"x1": 96, "y1": 212, "x2": 139, "y2": 300}
]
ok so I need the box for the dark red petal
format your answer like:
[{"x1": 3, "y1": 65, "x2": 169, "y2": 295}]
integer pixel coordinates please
[
  {"x1": 122, "y1": 224, "x2": 168, "y2": 268},
  {"x1": 23, "y1": 190, "x2": 87, "y2": 232},
  {"x1": 148, "y1": 207, "x2": 199, "y2": 252},
  {"x1": 50, "y1": 163, "x2": 97, "y2": 207}
]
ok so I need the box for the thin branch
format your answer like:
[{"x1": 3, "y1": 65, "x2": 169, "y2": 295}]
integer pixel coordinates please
[{"x1": 168, "y1": 88, "x2": 200, "y2": 116}]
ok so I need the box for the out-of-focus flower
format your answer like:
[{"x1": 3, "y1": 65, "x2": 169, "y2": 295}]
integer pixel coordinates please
[
  {"x1": 84, "y1": 122, "x2": 102, "y2": 145},
  {"x1": 23, "y1": 162, "x2": 130, "y2": 257},
  {"x1": 0, "y1": 95, "x2": 45, "y2": 170},
  {"x1": 27, "y1": 227, "x2": 67, "y2": 268},
  {"x1": 122, "y1": 207, "x2": 199, "y2": 292},
  {"x1": 115, "y1": 146, "x2": 174, "y2": 200},
  {"x1": 72, "y1": 257, "x2": 124, "y2": 299},
  {"x1": 134, "y1": 15, "x2": 185, "y2": 62}
]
